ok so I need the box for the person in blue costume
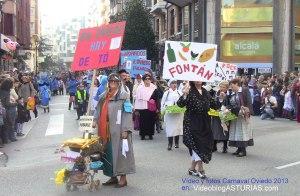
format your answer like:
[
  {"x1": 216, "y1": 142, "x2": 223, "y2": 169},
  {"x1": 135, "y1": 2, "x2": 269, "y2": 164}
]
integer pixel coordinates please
[
  {"x1": 94, "y1": 75, "x2": 108, "y2": 102},
  {"x1": 39, "y1": 82, "x2": 51, "y2": 113},
  {"x1": 67, "y1": 76, "x2": 79, "y2": 110},
  {"x1": 51, "y1": 77, "x2": 59, "y2": 96}
]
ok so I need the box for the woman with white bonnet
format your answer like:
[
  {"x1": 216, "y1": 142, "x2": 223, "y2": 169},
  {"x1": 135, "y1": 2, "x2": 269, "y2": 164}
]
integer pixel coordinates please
[{"x1": 161, "y1": 79, "x2": 183, "y2": 150}]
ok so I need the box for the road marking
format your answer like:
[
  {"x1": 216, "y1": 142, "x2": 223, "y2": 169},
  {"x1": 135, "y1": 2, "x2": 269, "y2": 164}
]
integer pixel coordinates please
[
  {"x1": 275, "y1": 161, "x2": 300, "y2": 169},
  {"x1": 49, "y1": 103, "x2": 68, "y2": 106},
  {"x1": 45, "y1": 114, "x2": 64, "y2": 136},
  {"x1": 49, "y1": 108, "x2": 66, "y2": 111}
]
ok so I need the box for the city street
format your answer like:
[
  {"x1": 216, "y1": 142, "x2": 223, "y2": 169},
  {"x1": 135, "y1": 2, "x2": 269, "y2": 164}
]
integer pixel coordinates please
[{"x1": 0, "y1": 95, "x2": 299, "y2": 196}]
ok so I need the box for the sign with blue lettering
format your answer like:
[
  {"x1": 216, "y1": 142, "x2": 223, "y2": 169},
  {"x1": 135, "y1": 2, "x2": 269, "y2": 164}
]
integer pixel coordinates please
[
  {"x1": 120, "y1": 50, "x2": 149, "y2": 77},
  {"x1": 131, "y1": 59, "x2": 151, "y2": 77}
]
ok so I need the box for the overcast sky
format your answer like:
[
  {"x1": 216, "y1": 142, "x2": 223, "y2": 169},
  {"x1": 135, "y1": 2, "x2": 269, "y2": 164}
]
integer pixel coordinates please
[{"x1": 40, "y1": 0, "x2": 94, "y2": 29}]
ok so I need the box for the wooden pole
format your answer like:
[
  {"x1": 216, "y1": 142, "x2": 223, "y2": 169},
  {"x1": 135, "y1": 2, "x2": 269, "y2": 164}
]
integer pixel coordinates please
[{"x1": 86, "y1": 69, "x2": 97, "y2": 115}]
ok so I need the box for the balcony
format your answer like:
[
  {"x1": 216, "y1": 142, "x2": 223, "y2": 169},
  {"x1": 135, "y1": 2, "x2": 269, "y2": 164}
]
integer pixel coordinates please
[
  {"x1": 164, "y1": 0, "x2": 192, "y2": 7},
  {"x1": 151, "y1": 1, "x2": 167, "y2": 15},
  {"x1": 110, "y1": 4, "x2": 122, "y2": 16}
]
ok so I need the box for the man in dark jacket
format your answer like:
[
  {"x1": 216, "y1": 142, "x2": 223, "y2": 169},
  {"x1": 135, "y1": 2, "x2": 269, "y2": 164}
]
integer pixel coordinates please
[{"x1": 75, "y1": 83, "x2": 89, "y2": 120}]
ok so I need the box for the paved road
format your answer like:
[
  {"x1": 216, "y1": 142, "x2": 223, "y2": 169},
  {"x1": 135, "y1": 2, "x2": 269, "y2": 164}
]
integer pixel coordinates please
[{"x1": 0, "y1": 95, "x2": 299, "y2": 196}]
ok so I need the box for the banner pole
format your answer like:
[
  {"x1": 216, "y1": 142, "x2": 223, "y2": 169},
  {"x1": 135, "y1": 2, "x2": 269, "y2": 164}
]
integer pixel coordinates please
[{"x1": 86, "y1": 69, "x2": 97, "y2": 115}]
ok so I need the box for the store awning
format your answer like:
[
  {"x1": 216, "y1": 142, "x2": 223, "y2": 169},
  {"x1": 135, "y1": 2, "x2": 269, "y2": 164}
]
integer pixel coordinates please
[
  {"x1": 235, "y1": 63, "x2": 273, "y2": 69},
  {"x1": 164, "y1": 0, "x2": 192, "y2": 7}
]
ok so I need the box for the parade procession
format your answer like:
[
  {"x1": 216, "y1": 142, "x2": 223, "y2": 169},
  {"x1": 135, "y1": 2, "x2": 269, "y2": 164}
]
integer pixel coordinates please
[{"x1": 0, "y1": 0, "x2": 300, "y2": 196}]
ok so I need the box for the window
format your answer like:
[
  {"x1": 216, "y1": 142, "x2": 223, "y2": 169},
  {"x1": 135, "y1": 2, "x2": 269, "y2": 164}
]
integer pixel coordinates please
[
  {"x1": 295, "y1": 0, "x2": 300, "y2": 64},
  {"x1": 170, "y1": 9, "x2": 175, "y2": 36},
  {"x1": 177, "y1": 8, "x2": 182, "y2": 33},
  {"x1": 3, "y1": 14, "x2": 14, "y2": 36},
  {"x1": 30, "y1": 23, "x2": 35, "y2": 35},
  {"x1": 162, "y1": 15, "x2": 166, "y2": 32},
  {"x1": 30, "y1": 7, "x2": 35, "y2": 16},
  {"x1": 156, "y1": 18, "x2": 160, "y2": 36}
]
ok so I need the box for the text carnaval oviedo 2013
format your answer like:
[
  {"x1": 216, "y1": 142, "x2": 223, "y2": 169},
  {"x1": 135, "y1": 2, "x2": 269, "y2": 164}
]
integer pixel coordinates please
[{"x1": 182, "y1": 177, "x2": 288, "y2": 185}]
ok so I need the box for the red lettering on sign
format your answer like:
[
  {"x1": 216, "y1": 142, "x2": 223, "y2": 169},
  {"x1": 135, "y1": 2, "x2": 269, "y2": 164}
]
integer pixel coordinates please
[
  {"x1": 169, "y1": 67, "x2": 176, "y2": 77},
  {"x1": 183, "y1": 64, "x2": 190, "y2": 72}
]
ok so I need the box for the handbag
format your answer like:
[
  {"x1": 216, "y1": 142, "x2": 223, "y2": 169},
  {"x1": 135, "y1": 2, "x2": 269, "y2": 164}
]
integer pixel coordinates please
[
  {"x1": 147, "y1": 99, "x2": 157, "y2": 112},
  {"x1": 89, "y1": 161, "x2": 103, "y2": 170},
  {"x1": 26, "y1": 97, "x2": 35, "y2": 110},
  {"x1": 238, "y1": 92, "x2": 250, "y2": 122},
  {"x1": 123, "y1": 100, "x2": 133, "y2": 113}
]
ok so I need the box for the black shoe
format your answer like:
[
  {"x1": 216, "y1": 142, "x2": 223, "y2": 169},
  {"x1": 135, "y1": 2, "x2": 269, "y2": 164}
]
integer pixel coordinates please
[
  {"x1": 232, "y1": 149, "x2": 240, "y2": 155},
  {"x1": 114, "y1": 181, "x2": 127, "y2": 188},
  {"x1": 236, "y1": 151, "x2": 246, "y2": 157},
  {"x1": 222, "y1": 148, "x2": 227, "y2": 153},
  {"x1": 167, "y1": 144, "x2": 172, "y2": 151},
  {"x1": 102, "y1": 178, "x2": 118, "y2": 186},
  {"x1": 17, "y1": 133, "x2": 25, "y2": 137},
  {"x1": 197, "y1": 170, "x2": 207, "y2": 179},
  {"x1": 188, "y1": 169, "x2": 199, "y2": 177},
  {"x1": 10, "y1": 138, "x2": 18, "y2": 142},
  {"x1": 149, "y1": 135, "x2": 153, "y2": 140},
  {"x1": 212, "y1": 147, "x2": 217, "y2": 152},
  {"x1": 174, "y1": 144, "x2": 179, "y2": 148}
]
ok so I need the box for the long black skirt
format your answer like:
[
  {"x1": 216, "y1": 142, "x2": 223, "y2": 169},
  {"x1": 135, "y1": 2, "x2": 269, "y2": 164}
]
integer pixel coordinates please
[
  {"x1": 211, "y1": 117, "x2": 228, "y2": 141},
  {"x1": 183, "y1": 113, "x2": 213, "y2": 164},
  {"x1": 139, "y1": 109, "x2": 156, "y2": 137}
]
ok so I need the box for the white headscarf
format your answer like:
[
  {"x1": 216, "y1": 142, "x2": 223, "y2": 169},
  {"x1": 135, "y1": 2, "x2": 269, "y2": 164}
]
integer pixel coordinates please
[{"x1": 168, "y1": 78, "x2": 177, "y2": 87}]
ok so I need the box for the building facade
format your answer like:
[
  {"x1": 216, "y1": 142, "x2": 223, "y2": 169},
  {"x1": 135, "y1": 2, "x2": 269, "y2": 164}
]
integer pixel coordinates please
[
  {"x1": 86, "y1": 0, "x2": 110, "y2": 27},
  {"x1": 109, "y1": 0, "x2": 152, "y2": 21},
  {"x1": 0, "y1": 0, "x2": 41, "y2": 72},
  {"x1": 0, "y1": 0, "x2": 17, "y2": 71},
  {"x1": 54, "y1": 17, "x2": 86, "y2": 67},
  {"x1": 156, "y1": 0, "x2": 299, "y2": 74}
]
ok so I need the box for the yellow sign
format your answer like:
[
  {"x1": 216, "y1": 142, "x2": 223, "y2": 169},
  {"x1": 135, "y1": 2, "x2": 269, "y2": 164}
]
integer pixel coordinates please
[{"x1": 222, "y1": 7, "x2": 273, "y2": 25}]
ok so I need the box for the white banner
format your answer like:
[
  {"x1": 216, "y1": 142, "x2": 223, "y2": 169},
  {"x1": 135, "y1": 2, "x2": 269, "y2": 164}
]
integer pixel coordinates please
[
  {"x1": 215, "y1": 62, "x2": 238, "y2": 82},
  {"x1": 163, "y1": 41, "x2": 217, "y2": 82},
  {"x1": 79, "y1": 116, "x2": 94, "y2": 132}
]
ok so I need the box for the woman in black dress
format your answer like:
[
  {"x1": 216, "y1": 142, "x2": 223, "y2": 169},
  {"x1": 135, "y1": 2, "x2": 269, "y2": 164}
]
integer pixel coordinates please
[{"x1": 177, "y1": 81, "x2": 214, "y2": 179}]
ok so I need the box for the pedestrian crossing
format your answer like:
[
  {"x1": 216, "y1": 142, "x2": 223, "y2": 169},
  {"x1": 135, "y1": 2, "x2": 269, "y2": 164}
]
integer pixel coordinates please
[{"x1": 45, "y1": 114, "x2": 64, "y2": 136}]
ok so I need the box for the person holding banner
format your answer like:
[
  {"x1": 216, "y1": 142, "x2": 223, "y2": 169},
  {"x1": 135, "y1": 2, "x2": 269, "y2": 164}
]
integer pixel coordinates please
[
  {"x1": 161, "y1": 79, "x2": 183, "y2": 150},
  {"x1": 93, "y1": 73, "x2": 135, "y2": 188},
  {"x1": 177, "y1": 81, "x2": 214, "y2": 179},
  {"x1": 134, "y1": 74, "x2": 159, "y2": 140},
  {"x1": 227, "y1": 78, "x2": 254, "y2": 157}
]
